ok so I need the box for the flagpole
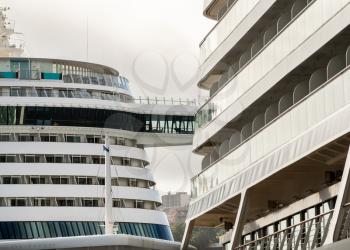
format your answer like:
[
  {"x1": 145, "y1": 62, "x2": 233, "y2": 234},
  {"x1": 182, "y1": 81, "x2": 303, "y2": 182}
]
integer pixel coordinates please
[{"x1": 104, "y1": 135, "x2": 113, "y2": 235}]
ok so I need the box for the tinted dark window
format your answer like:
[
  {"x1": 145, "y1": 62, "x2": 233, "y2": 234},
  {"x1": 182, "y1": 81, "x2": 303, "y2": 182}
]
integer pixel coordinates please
[{"x1": 2, "y1": 106, "x2": 194, "y2": 134}]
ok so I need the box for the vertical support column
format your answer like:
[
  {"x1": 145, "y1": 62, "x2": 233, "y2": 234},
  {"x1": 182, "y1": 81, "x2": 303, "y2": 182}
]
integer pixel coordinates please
[
  {"x1": 181, "y1": 219, "x2": 195, "y2": 250},
  {"x1": 230, "y1": 190, "x2": 249, "y2": 250},
  {"x1": 104, "y1": 135, "x2": 114, "y2": 235},
  {"x1": 325, "y1": 148, "x2": 350, "y2": 244}
]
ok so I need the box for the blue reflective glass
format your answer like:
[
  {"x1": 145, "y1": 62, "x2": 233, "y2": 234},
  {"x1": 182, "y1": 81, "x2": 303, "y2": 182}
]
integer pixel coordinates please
[
  {"x1": 59, "y1": 222, "x2": 68, "y2": 237},
  {"x1": 71, "y1": 222, "x2": 80, "y2": 236},
  {"x1": 124, "y1": 223, "x2": 132, "y2": 235},
  {"x1": 24, "y1": 222, "x2": 33, "y2": 239},
  {"x1": 30, "y1": 222, "x2": 39, "y2": 238},
  {"x1": 66, "y1": 222, "x2": 74, "y2": 236},
  {"x1": 54, "y1": 222, "x2": 62, "y2": 237},
  {"x1": 6, "y1": 223, "x2": 15, "y2": 239},
  {"x1": 77, "y1": 222, "x2": 85, "y2": 235},
  {"x1": 0, "y1": 223, "x2": 9, "y2": 239},
  {"x1": 119, "y1": 223, "x2": 126, "y2": 234},
  {"x1": 47, "y1": 222, "x2": 57, "y2": 238},
  {"x1": 36, "y1": 222, "x2": 45, "y2": 238},
  {"x1": 18, "y1": 222, "x2": 27, "y2": 239},
  {"x1": 88, "y1": 222, "x2": 96, "y2": 235},
  {"x1": 138, "y1": 224, "x2": 146, "y2": 237},
  {"x1": 82, "y1": 222, "x2": 91, "y2": 235},
  {"x1": 42, "y1": 222, "x2": 51, "y2": 238},
  {"x1": 94, "y1": 222, "x2": 103, "y2": 235},
  {"x1": 13, "y1": 222, "x2": 22, "y2": 239}
]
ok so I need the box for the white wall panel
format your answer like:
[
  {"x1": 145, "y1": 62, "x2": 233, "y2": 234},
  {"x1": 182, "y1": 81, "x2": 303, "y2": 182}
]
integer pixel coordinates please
[
  {"x1": 0, "y1": 143, "x2": 149, "y2": 163},
  {"x1": 0, "y1": 185, "x2": 161, "y2": 203},
  {"x1": 0, "y1": 164, "x2": 155, "y2": 182},
  {"x1": 0, "y1": 207, "x2": 169, "y2": 225}
]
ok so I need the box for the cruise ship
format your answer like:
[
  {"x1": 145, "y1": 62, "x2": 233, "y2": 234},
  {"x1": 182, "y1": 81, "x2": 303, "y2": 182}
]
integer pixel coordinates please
[
  {"x1": 182, "y1": 0, "x2": 350, "y2": 249},
  {"x1": 0, "y1": 7, "x2": 197, "y2": 249}
]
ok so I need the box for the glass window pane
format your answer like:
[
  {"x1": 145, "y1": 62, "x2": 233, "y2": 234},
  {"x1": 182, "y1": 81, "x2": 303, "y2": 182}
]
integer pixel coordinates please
[
  {"x1": 83, "y1": 222, "x2": 91, "y2": 235},
  {"x1": 42, "y1": 222, "x2": 51, "y2": 238},
  {"x1": 36, "y1": 222, "x2": 45, "y2": 238},
  {"x1": 118, "y1": 223, "x2": 125, "y2": 234},
  {"x1": 59, "y1": 222, "x2": 68, "y2": 237},
  {"x1": 24, "y1": 222, "x2": 33, "y2": 239},
  {"x1": 66, "y1": 222, "x2": 74, "y2": 236},
  {"x1": 124, "y1": 223, "x2": 132, "y2": 235},
  {"x1": 138, "y1": 224, "x2": 146, "y2": 237},
  {"x1": 47, "y1": 222, "x2": 57, "y2": 238},
  {"x1": 77, "y1": 222, "x2": 85, "y2": 235},
  {"x1": 0, "y1": 223, "x2": 9, "y2": 239},
  {"x1": 54, "y1": 222, "x2": 62, "y2": 237},
  {"x1": 71, "y1": 222, "x2": 80, "y2": 236},
  {"x1": 6, "y1": 222, "x2": 15, "y2": 239},
  {"x1": 94, "y1": 222, "x2": 102, "y2": 235},
  {"x1": 30, "y1": 222, "x2": 39, "y2": 238},
  {"x1": 18, "y1": 222, "x2": 27, "y2": 239},
  {"x1": 88, "y1": 222, "x2": 96, "y2": 235}
]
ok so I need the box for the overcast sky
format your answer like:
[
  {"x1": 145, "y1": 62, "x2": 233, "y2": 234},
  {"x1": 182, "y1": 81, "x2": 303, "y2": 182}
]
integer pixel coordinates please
[{"x1": 3, "y1": 0, "x2": 214, "y2": 193}]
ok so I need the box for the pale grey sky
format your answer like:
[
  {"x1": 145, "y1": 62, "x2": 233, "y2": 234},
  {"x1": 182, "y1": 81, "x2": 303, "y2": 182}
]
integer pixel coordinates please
[{"x1": 3, "y1": 0, "x2": 214, "y2": 193}]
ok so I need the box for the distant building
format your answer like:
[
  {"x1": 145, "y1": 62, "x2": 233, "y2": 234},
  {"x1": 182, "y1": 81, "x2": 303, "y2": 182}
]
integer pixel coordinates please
[
  {"x1": 161, "y1": 192, "x2": 190, "y2": 208},
  {"x1": 159, "y1": 192, "x2": 190, "y2": 224}
]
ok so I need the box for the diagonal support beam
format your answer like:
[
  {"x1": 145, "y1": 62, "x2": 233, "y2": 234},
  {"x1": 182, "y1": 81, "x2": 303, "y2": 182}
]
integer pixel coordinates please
[
  {"x1": 230, "y1": 190, "x2": 249, "y2": 250},
  {"x1": 181, "y1": 219, "x2": 195, "y2": 250},
  {"x1": 325, "y1": 147, "x2": 350, "y2": 244}
]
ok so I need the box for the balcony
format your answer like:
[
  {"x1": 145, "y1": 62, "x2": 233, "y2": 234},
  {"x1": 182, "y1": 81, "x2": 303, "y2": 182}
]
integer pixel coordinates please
[
  {"x1": 192, "y1": 48, "x2": 350, "y2": 198},
  {"x1": 200, "y1": 0, "x2": 260, "y2": 63},
  {"x1": 196, "y1": 0, "x2": 349, "y2": 130}
]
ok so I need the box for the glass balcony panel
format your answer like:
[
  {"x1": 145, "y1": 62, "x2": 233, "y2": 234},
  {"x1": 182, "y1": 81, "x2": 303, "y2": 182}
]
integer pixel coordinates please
[
  {"x1": 192, "y1": 66, "x2": 350, "y2": 198},
  {"x1": 196, "y1": 0, "x2": 348, "y2": 129},
  {"x1": 200, "y1": 0, "x2": 261, "y2": 63}
]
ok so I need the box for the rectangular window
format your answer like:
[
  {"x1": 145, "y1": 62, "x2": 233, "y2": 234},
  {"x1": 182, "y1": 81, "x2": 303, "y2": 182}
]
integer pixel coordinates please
[
  {"x1": 6, "y1": 176, "x2": 21, "y2": 184},
  {"x1": 10, "y1": 198, "x2": 26, "y2": 207},
  {"x1": 92, "y1": 156, "x2": 101, "y2": 164},
  {"x1": 0, "y1": 134, "x2": 10, "y2": 141},
  {"x1": 116, "y1": 138, "x2": 125, "y2": 146},
  {"x1": 18, "y1": 134, "x2": 35, "y2": 142},
  {"x1": 87, "y1": 135, "x2": 101, "y2": 144},
  {"x1": 113, "y1": 199, "x2": 124, "y2": 208},
  {"x1": 40, "y1": 134, "x2": 58, "y2": 142},
  {"x1": 98, "y1": 178, "x2": 105, "y2": 185},
  {"x1": 34, "y1": 198, "x2": 50, "y2": 206},
  {"x1": 72, "y1": 155, "x2": 86, "y2": 164},
  {"x1": 30, "y1": 176, "x2": 45, "y2": 184},
  {"x1": 57, "y1": 199, "x2": 75, "y2": 207},
  {"x1": 134, "y1": 200, "x2": 144, "y2": 209},
  {"x1": 66, "y1": 135, "x2": 81, "y2": 143},
  {"x1": 24, "y1": 155, "x2": 40, "y2": 163},
  {"x1": 2, "y1": 155, "x2": 16, "y2": 163},
  {"x1": 82, "y1": 199, "x2": 98, "y2": 207},
  {"x1": 3, "y1": 176, "x2": 11, "y2": 184},
  {"x1": 52, "y1": 176, "x2": 69, "y2": 184},
  {"x1": 129, "y1": 179, "x2": 137, "y2": 187},
  {"x1": 122, "y1": 158, "x2": 131, "y2": 166}
]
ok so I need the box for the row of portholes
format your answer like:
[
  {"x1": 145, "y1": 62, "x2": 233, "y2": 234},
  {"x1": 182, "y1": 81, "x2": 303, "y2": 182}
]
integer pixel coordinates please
[
  {"x1": 202, "y1": 45, "x2": 350, "y2": 170},
  {"x1": 210, "y1": 0, "x2": 314, "y2": 98}
]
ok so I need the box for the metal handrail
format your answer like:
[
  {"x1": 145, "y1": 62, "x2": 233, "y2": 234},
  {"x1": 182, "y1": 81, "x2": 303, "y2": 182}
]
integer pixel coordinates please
[{"x1": 235, "y1": 210, "x2": 333, "y2": 249}]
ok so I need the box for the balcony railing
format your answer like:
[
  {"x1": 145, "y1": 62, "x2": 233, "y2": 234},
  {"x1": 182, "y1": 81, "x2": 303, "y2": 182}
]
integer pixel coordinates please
[
  {"x1": 192, "y1": 49, "x2": 350, "y2": 198},
  {"x1": 200, "y1": 0, "x2": 258, "y2": 63},
  {"x1": 197, "y1": 0, "x2": 327, "y2": 129},
  {"x1": 235, "y1": 210, "x2": 333, "y2": 250},
  {"x1": 0, "y1": 87, "x2": 199, "y2": 107},
  {"x1": 200, "y1": 45, "x2": 350, "y2": 172}
]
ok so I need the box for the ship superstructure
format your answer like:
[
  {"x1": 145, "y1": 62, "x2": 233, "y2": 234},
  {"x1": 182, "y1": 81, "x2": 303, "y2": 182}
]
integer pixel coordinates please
[
  {"x1": 0, "y1": 8, "x2": 197, "y2": 245},
  {"x1": 182, "y1": 0, "x2": 350, "y2": 249}
]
